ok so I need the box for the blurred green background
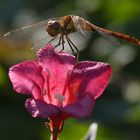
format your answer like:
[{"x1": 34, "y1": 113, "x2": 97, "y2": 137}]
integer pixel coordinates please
[{"x1": 0, "y1": 0, "x2": 140, "y2": 140}]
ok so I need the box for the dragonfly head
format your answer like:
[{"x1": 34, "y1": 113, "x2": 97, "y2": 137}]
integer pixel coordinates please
[{"x1": 46, "y1": 20, "x2": 61, "y2": 37}]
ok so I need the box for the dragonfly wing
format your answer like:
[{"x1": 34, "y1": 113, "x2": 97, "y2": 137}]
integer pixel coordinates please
[
  {"x1": 71, "y1": 15, "x2": 119, "y2": 46},
  {"x1": 4, "y1": 19, "x2": 48, "y2": 39},
  {"x1": 3, "y1": 18, "x2": 57, "y2": 46},
  {"x1": 68, "y1": 31, "x2": 90, "y2": 50},
  {"x1": 70, "y1": 15, "x2": 89, "y2": 37}
]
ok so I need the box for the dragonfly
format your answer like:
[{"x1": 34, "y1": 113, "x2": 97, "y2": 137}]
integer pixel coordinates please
[{"x1": 4, "y1": 15, "x2": 140, "y2": 55}]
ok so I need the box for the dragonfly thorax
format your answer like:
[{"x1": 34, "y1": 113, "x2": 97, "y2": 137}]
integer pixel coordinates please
[
  {"x1": 46, "y1": 20, "x2": 61, "y2": 37},
  {"x1": 60, "y1": 16, "x2": 77, "y2": 35}
]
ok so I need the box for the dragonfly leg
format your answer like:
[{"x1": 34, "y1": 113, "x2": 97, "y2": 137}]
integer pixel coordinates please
[
  {"x1": 54, "y1": 35, "x2": 63, "y2": 49},
  {"x1": 65, "y1": 35, "x2": 75, "y2": 55},
  {"x1": 60, "y1": 35, "x2": 65, "y2": 52},
  {"x1": 54, "y1": 34, "x2": 65, "y2": 52},
  {"x1": 53, "y1": 35, "x2": 61, "y2": 49},
  {"x1": 47, "y1": 37, "x2": 56, "y2": 45},
  {"x1": 66, "y1": 35, "x2": 79, "y2": 59}
]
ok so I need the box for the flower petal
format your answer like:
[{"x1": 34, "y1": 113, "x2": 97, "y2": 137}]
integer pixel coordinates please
[
  {"x1": 9, "y1": 61, "x2": 44, "y2": 99},
  {"x1": 68, "y1": 61, "x2": 112, "y2": 99},
  {"x1": 37, "y1": 44, "x2": 77, "y2": 105},
  {"x1": 25, "y1": 98, "x2": 60, "y2": 118},
  {"x1": 62, "y1": 95, "x2": 95, "y2": 118}
]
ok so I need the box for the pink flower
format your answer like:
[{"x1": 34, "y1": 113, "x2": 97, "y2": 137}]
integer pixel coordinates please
[{"x1": 9, "y1": 44, "x2": 111, "y2": 135}]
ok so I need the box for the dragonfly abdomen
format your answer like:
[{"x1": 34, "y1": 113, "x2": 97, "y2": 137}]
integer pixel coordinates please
[{"x1": 95, "y1": 26, "x2": 140, "y2": 46}]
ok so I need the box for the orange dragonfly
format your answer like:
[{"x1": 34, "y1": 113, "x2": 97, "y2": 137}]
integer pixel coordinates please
[{"x1": 4, "y1": 15, "x2": 140, "y2": 54}]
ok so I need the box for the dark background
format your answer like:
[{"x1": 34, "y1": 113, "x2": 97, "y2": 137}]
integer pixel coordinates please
[{"x1": 0, "y1": 0, "x2": 140, "y2": 140}]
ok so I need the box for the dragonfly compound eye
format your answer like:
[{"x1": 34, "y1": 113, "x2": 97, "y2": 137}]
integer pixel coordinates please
[{"x1": 46, "y1": 20, "x2": 61, "y2": 37}]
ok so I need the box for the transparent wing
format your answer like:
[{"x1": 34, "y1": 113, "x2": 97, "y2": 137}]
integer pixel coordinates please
[
  {"x1": 4, "y1": 19, "x2": 49, "y2": 40},
  {"x1": 70, "y1": 15, "x2": 90, "y2": 38},
  {"x1": 71, "y1": 15, "x2": 121, "y2": 46},
  {"x1": 71, "y1": 15, "x2": 140, "y2": 46},
  {"x1": 66, "y1": 31, "x2": 90, "y2": 52},
  {"x1": 3, "y1": 17, "x2": 58, "y2": 46}
]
